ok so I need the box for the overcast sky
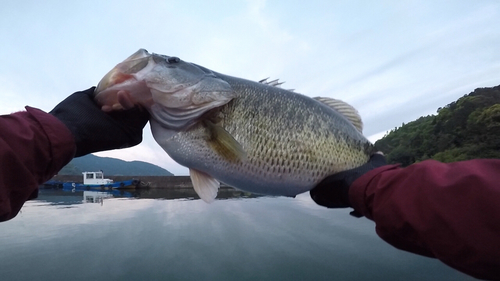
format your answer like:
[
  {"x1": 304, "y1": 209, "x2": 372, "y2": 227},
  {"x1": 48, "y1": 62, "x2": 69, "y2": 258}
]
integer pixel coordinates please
[{"x1": 2, "y1": 1, "x2": 500, "y2": 175}]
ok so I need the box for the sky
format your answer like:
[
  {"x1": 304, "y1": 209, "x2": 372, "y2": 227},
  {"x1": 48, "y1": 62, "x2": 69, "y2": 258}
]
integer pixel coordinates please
[{"x1": 1, "y1": 1, "x2": 500, "y2": 175}]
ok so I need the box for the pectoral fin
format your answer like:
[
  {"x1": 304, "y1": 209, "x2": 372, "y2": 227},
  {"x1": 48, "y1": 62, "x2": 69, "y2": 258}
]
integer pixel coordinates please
[
  {"x1": 190, "y1": 169, "x2": 220, "y2": 203},
  {"x1": 205, "y1": 120, "x2": 247, "y2": 163}
]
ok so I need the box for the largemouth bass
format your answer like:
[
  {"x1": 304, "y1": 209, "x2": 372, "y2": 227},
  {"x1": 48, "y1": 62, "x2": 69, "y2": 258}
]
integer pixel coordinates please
[{"x1": 94, "y1": 49, "x2": 375, "y2": 202}]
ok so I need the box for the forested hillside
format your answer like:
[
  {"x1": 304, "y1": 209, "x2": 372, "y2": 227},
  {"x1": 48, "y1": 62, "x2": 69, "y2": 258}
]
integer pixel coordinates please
[
  {"x1": 374, "y1": 85, "x2": 500, "y2": 166},
  {"x1": 58, "y1": 154, "x2": 173, "y2": 176}
]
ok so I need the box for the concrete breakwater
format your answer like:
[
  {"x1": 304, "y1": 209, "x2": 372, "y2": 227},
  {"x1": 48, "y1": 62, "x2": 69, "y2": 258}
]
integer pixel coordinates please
[
  {"x1": 44, "y1": 175, "x2": 264, "y2": 201},
  {"x1": 48, "y1": 175, "x2": 231, "y2": 189}
]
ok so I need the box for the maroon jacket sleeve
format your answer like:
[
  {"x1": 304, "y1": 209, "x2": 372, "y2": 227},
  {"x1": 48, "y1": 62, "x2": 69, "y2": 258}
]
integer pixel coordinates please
[
  {"x1": 349, "y1": 159, "x2": 500, "y2": 280},
  {"x1": 0, "y1": 107, "x2": 75, "y2": 221}
]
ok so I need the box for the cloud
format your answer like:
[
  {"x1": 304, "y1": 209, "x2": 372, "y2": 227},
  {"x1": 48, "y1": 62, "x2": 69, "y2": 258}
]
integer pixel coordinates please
[{"x1": 1, "y1": 1, "x2": 500, "y2": 173}]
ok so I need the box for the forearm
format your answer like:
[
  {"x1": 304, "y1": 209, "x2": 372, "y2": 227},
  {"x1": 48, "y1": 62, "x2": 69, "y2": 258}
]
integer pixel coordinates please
[
  {"x1": 0, "y1": 107, "x2": 75, "y2": 221},
  {"x1": 349, "y1": 159, "x2": 500, "y2": 280}
]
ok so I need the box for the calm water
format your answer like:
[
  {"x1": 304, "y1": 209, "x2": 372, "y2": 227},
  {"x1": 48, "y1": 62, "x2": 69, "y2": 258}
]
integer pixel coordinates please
[{"x1": 0, "y1": 189, "x2": 474, "y2": 281}]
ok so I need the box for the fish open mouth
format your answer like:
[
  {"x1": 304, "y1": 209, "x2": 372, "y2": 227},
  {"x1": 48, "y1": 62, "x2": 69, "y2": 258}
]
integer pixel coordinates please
[
  {"x1": 95, "y1": 49, "x2": 151, "y2": 94},
  {"x1": 94, "y1": 49, "x2": 153, "y2": 111}
]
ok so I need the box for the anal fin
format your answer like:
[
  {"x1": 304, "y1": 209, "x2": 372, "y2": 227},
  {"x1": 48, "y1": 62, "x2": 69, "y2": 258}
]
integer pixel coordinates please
[{"x1": 190, "y1": 169, "x2": 220, "y2": 203}]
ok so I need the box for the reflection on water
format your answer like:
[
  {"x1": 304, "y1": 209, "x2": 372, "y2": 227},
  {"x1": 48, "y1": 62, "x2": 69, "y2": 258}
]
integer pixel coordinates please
[
  {"x1": 37, "y1": 187, "x2": 263, "y2": 206},
  {"x1": 83, "y1": 191, "x2": 112, "y2": 204},
  {"x1": 0, "y1": 189, "x2": 474, "y2": 281}
]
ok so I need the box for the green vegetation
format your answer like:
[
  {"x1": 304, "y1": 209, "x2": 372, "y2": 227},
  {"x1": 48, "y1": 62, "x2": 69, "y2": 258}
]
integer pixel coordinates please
[
  {"x1": 58, "y1": 154, "x2": 173, "y2": 176},
  {"x1": 374, "y1": 85, "x2": 500, "y2": 166}
]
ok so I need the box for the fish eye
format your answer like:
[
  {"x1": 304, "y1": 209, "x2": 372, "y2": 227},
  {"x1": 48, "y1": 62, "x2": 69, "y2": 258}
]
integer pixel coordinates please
[{"x1": 167, "y1": 57, "x2": 180, "y2": 63}]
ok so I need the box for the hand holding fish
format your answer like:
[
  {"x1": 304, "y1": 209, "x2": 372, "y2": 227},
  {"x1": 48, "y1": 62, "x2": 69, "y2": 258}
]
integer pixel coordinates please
[
  {"x1": 310, "y1": 153, "x2": 387, "y2": 211},
  {"x1": 50, "y1": 87, "x2": 149, "y2": 157}
]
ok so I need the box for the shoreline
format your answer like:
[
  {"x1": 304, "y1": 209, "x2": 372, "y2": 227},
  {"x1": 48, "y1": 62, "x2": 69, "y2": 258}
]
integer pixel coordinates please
[{"x1": 47, "y1": 175, "x2": 231, "y2": 189}]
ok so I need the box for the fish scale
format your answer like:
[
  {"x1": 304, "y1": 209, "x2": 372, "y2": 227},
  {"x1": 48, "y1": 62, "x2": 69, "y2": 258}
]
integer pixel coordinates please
[
  {"x1": 94, "y1": 49, "x2": 375, "y2": 202},
  {"x1": 156, "y1": 74, "x2": 372, "y2": 197}
]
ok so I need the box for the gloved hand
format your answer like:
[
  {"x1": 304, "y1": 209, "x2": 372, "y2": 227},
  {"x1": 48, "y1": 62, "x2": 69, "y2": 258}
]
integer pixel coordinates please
[
  {"x1": 310, "y1": 153, "x2": 387, "y2": 210},
  {"x1": 50, "y1": 87, "x2": 149, "y2": 157}
]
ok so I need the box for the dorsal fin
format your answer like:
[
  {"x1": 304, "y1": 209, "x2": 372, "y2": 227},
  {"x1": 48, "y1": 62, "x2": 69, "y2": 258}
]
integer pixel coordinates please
[
  {"x1": 314, "y1": 97, "x2": 363, "y2": 133},
  {"x1": 259, "y1": 77, "x2": 294, "y2": 92},
  {"x1": 259, "y1": 77, "x2": 284, "y2": 87}
]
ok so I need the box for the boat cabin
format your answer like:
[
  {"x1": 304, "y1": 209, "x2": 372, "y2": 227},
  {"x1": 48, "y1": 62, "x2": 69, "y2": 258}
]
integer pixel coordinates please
[{"x1": 82, "y1": 171, "x2": 114, "y2": 185}]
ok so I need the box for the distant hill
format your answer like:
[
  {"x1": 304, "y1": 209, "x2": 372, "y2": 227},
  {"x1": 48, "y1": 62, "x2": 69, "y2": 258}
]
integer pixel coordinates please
[
  {"x1": 375, "y1": 84, "x2": 500, "y2": 166},
  {"x1": 58, "y1": 154, "x2": 174, "y2": 176}
]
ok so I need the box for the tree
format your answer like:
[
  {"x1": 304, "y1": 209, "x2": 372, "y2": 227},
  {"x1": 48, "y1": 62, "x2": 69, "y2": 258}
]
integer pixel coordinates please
[{"x1": 375, "y1": 85, "x2": 500, "y2": 166}]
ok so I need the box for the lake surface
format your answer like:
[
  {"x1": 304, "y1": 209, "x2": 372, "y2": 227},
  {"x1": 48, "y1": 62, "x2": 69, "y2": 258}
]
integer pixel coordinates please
[{"x1": 0, "y1": 189, "x2": 475, "y2": 281}]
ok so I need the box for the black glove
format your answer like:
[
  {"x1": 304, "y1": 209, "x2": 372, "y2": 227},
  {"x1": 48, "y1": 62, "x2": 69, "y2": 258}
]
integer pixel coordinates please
[
  {"x1": 50, "y1": 87, "x2": 149, "y2": 157},
  {"x1": 310, "y1": 153, "x2": 387, "y2": 211}
]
